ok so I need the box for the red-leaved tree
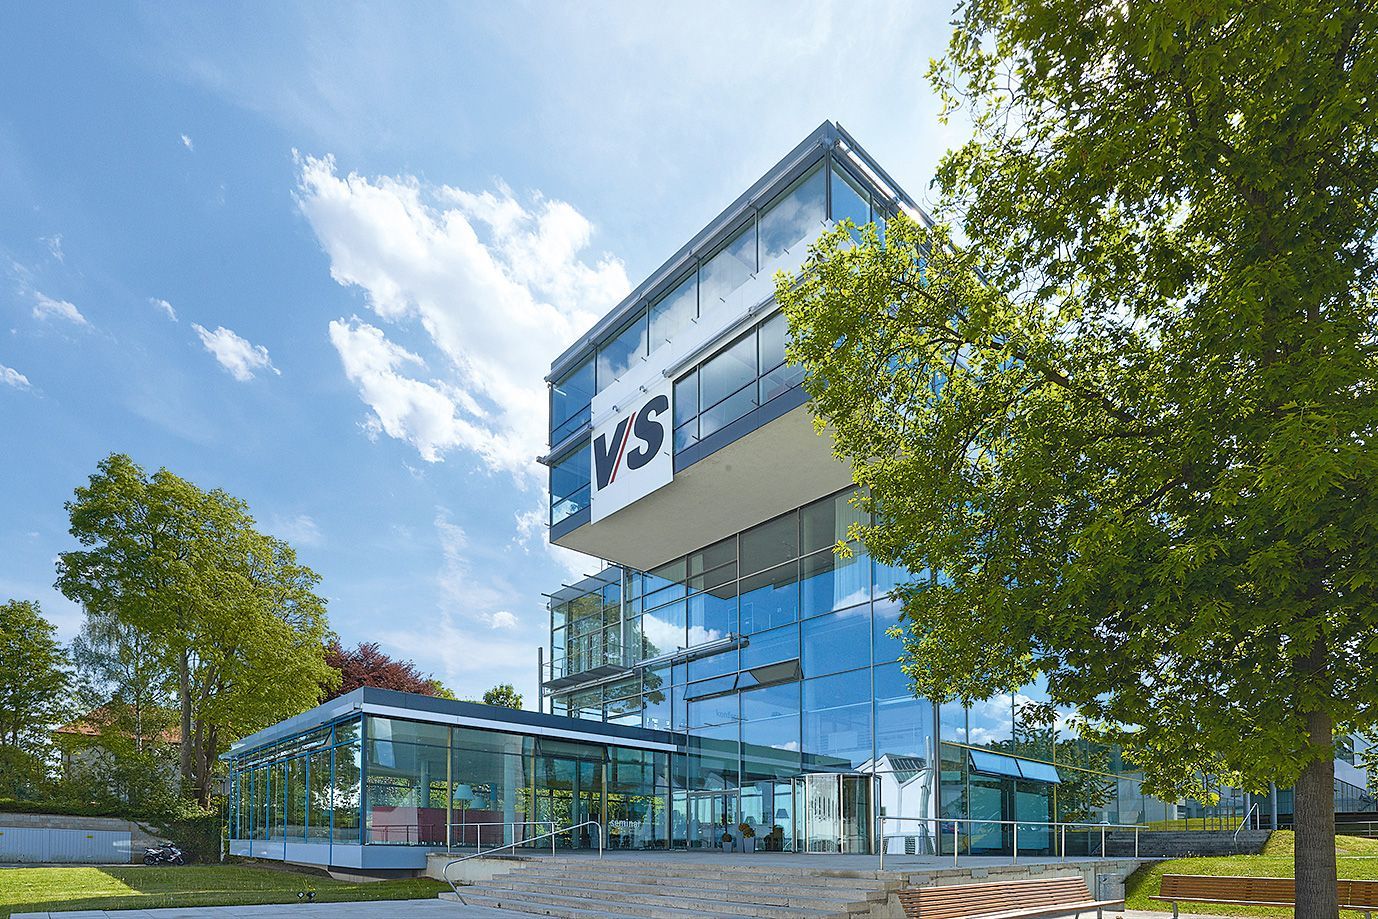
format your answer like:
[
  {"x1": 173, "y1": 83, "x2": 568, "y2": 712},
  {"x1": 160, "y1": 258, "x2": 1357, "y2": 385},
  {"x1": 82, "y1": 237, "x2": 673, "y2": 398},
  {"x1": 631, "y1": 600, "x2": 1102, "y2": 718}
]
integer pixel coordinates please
[{"x1": 321, "y1": 641, "x2": 454, "y2": 702}]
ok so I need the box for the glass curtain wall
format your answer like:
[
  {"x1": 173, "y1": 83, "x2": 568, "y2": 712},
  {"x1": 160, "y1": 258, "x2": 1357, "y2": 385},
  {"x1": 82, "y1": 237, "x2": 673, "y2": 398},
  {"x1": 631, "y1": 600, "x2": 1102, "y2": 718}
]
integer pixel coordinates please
[
  {"x1": 228, "y1": 717, "x2": 362, "y2": 845},
  {"x1": 229, "y1": 715, "x2": 671, "y2": 852}
]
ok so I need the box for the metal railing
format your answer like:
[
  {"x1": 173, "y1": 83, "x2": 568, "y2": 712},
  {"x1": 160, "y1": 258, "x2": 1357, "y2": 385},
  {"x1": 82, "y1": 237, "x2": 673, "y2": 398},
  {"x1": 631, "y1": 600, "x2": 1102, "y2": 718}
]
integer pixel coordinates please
[
  {"x1": 446, "y1": 820, "x2": 558, "y2": 854},
  {"x1": 1234, "y1": 802, "x2": 1259, "y2": 844},
  {"x1": 876, "y1": 816, "x2": 1145, "y2": 870},
  {"x1": 441, "y1": 820, "x2": 603, "y2": 897}
]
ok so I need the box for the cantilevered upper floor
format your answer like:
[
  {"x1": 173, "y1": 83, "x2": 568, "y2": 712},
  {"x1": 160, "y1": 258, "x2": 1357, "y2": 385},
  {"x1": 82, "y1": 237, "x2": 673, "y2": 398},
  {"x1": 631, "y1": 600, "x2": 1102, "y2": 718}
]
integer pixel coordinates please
[{"x1": 543, "y1": 121, "x2": 929, "y2": 571}]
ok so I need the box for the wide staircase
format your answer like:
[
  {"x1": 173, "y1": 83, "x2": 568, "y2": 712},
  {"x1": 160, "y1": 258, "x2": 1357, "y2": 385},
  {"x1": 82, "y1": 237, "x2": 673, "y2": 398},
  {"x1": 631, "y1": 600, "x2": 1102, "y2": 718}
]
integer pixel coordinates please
[
  {"x1": 1104, "y1": 828, "x2": 1270, "y2": 858},
  {"x1": 439, "y1": 855, "x2": 899, "y2": 918}
]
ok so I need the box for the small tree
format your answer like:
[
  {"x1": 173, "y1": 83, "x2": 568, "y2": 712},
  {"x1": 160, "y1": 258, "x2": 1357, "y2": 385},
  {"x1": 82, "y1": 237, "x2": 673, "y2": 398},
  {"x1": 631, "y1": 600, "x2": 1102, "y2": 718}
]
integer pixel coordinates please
[
  {"x1": 0, "y1": 600, "x2": 71, "y2": 766},
  {"x1": 776, "y1": 5, "x2": 1378, "y2": 912},
  {"x1": 481, "y1": 683, "x2": 523, "y2": 710}
]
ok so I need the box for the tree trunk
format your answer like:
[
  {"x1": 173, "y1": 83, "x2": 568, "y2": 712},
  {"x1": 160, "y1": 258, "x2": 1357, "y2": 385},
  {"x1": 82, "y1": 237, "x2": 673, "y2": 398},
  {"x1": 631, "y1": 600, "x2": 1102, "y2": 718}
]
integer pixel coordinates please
[
  {"x1": 177, "y1": 649, "x2": 193, "y2": 793},
  {"x1": 1294, "y1": 708, "x2": 1338, "y2": 919}
]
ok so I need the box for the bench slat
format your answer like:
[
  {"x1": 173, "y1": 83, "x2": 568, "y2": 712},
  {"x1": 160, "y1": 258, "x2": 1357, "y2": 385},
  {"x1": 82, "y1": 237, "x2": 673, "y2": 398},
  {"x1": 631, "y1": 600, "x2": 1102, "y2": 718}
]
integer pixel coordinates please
[
  {"x1": 899, "y1": 876, "x2": 1111, "y2": 919},
  {"x1": 1154, "y1": 874, "x2": 1378, "y2": 910}
]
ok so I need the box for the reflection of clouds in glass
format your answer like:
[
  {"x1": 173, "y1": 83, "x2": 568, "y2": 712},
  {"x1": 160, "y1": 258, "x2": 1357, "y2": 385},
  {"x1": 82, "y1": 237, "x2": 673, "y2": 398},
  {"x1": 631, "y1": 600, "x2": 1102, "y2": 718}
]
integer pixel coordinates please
[
  {"x1": 967, "y1": 696, "x2": 1014, "y2": 747},
  {"x1": 688, "y1": 626, "x2": 725, "y2": 646},
  {"x1": 1013, "y1": 692, "x2": 1077, "y2": 736},
  {"x1": 642, "y1": 613, "x2": 684, "y2": 653},
  {"x1": 832, "y1": 593, "x2": 871, "y2": 616}
]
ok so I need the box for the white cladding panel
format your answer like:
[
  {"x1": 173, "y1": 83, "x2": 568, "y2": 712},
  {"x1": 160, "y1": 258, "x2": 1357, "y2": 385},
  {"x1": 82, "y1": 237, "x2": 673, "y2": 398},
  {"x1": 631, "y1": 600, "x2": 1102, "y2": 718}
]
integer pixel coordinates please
[{"x1": 0, "y1": 825, "x2": 131, "y2": 863}]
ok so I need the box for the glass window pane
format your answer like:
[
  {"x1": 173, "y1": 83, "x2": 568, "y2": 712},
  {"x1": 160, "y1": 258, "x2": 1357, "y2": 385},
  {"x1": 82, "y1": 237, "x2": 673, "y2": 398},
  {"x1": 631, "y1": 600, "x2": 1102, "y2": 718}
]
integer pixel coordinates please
[
  {"x1": 802, "y1": 670, "x2": 873, "y2": 770},
  {"x1": 550, "y1": 444, "x2": 590, "y2": 525},
  {"x1": 687, "y1": 693, "x2": 739, "y2": 729},
  {"x1": 649, "y1": 272, "x2": 697, "y2": 351},
  {"x1": 674, "y1": 371, "x2": 698, "y2": 428},
  {"x1": 597, "y1": 309, "x2": 648, "y2": 391},
  {"x1": 740, "y1": 514, "x2": 799, "y2": 575},
  {"x1": 757, "y1": 312, "x2": 787, "y2": 373},
  {"x1": 831, "y1": 164, "x2": 871, "y2": 235},
  {"x1": 287, "y1": 756, "x2": 307, "y2": 841},
  {"x1": 801, "y1": 606, "x2": 871, "y2": 676},
  {"x1": 686, "y1": 647, "x2": 738, "y2": 682},
  {"x1": 740, "y1": 623, "x2": 799, "y2": 669},
  {"x1": 760, "y1": 163, "x2": 826, "y2": 266},
  {"x1": 641, "y1": 599, "x2": 687, "y2": 657},
  {"x1": 739, "y1": 560, "x2": 798, "y2": 634},
  {"x1": 800, "y1": 548, "x2": 871, "y2": 618},
  {"x1": 699, "y1": 381, "x2": 756, "y2": 439},
  {"x1": 872, "y1": 598, "x2": 906, "y2": 667},
  {"x1": 688, "y1": 585, "x2": 737, "y2": 645},
  {"x1": 551, "y1": 357, "x2": 595, "y2": 444},
  {"x1": 968, "y1": 696, "x2": 1015, "y2": 749},
  {"x1": 699, "y1": 332, "x2": 757, "y2": 410},
  {"x1": 759, "y1": 362, "x2": 805, "y2": 405},
  {"x1": 332, "y1": 742, "x2": 361, "y2": 843},
  {"x1": 801, "y1": 491, "x2": 867, "y2": 555},
  {"x1": 700, "y1": 220, "x2": 757, "y2": 309}
]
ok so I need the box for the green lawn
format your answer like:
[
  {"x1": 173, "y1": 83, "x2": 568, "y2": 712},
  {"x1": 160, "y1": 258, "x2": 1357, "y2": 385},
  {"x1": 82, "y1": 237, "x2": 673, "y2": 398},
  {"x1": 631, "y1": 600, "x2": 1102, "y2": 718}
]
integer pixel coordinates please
[
  {"x1": 1125, "y1": 831, "x2": 1378, "y2": 918},
  {"x1": 0, "y1": 863, "x2": 446, "y2": 917}
]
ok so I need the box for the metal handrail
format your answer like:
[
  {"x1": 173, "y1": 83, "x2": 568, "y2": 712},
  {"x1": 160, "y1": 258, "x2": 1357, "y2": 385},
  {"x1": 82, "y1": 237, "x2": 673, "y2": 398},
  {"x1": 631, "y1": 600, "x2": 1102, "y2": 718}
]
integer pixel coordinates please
[
  {"x1": 1235, "y1": 802, "x2": 1259, "y2": 843},
  {"x1": 876, "y1": 815, "x2": 1145, "y2": 870},
  {"x1": 441, "y1": 819, "x2": 603, "y2": 896},
  {"x1": 447, "y1": 820, "x2": 558, "y2": 854}
]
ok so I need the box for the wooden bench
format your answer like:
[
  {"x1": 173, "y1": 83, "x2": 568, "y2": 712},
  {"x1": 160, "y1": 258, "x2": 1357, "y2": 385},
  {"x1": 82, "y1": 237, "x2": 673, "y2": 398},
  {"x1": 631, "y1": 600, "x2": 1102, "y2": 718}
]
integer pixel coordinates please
[
  {"x1": 1150, "y1": 873, "x2": 1378, "y2": 917},
  {"x1": 899, "y1": 875, "x2": 1123, "y2": 919}
]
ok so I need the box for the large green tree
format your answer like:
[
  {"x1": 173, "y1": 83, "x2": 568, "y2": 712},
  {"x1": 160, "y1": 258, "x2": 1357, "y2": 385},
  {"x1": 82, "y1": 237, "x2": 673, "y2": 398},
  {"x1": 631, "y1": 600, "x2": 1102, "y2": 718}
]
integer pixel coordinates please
[
  {"x1": 56, "y1": 454, "x2": 337, "y2": 805},
  {"x1": 0, "y1": 599, "x2": 71, "y2": 795},
  {"x1": 776, "y1": 2, "x2": 1378, "y2": 913}
]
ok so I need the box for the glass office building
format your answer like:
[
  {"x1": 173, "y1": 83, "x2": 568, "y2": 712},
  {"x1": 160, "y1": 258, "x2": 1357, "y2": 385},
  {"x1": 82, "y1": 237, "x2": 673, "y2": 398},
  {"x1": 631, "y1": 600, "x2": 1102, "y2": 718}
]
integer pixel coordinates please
[{"x1": 228, "y1": 122, "x2": 1370, "y2": 872}]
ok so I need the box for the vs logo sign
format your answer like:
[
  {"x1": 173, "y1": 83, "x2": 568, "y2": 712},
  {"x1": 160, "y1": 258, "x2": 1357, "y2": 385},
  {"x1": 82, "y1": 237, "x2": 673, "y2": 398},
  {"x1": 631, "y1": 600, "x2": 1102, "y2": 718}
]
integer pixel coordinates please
[
  {"x1": 593, "y1": 393, "x2": 668, "y2": 490},
  {"x1": 589, "y1": 382, "x2": 674, "y2": 523}
]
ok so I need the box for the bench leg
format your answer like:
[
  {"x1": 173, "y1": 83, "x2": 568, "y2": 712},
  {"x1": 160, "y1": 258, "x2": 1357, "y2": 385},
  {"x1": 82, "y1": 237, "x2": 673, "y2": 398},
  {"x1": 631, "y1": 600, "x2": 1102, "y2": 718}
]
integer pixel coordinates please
[{"x1": 1171, "y1": 902, "x2": 1179, "y2": 919}]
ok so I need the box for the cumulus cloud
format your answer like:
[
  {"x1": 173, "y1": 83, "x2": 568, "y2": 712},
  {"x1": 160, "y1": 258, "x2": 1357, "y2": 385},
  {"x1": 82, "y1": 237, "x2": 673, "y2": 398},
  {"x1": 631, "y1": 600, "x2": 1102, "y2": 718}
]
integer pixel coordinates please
[
  {"x1": 181, "y1": 133, "x2": 194, "y2": 151},
  {"x1": 150, "y1": 297, "x2": 178, "y2": 321},
  {"x1": 192, "y1": 323, "x2": 279, "y2": 381},
  {"x1": 296, "y1": 153, "x2": 629, "y2": 478},
  {"x1": 32, "y1": 293, "x2": 88, "y2": 327},
  {"x1": 1, "y1": 363, "x2": 31, "y2": 390}
]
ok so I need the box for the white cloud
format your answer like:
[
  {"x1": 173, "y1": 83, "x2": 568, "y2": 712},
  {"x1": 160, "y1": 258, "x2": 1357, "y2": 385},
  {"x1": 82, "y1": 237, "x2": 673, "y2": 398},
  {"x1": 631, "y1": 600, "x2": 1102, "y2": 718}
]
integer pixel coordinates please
[
  {"x1": 192, "y1": 323, "x2": 279, "y2": 381},
  {"x1": 150, "y1": 297, "x2": 178, "y2": 321},
  {"x1": 269, "y1": 513, "x2": 322, "y2": 547},
  {"x1": 181, "y1": 133, "x2": 194, "y2": 151},
  {"x1": 42, "y1": 235, "x2": 63, "y2": 262},
  {"x1": 296, "y1": 153, "x2": 629, "y2": 478},
  {"x1": 485, "y1": 610, "x2": 519, "y2": 630},
  {"x1": 0, "y1": 363, "x2": 30, "y2": 390},
  {"x1": 32, "y1": 292, "x2": 88, "y2": 327}
]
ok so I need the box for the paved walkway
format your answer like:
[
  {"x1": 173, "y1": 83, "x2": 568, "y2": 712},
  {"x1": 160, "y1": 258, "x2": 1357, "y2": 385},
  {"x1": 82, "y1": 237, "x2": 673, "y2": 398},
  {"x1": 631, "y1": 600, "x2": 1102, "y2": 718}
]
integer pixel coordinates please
[{"x1": 12, "y1": 900, "x2": 525, "y2": 919}]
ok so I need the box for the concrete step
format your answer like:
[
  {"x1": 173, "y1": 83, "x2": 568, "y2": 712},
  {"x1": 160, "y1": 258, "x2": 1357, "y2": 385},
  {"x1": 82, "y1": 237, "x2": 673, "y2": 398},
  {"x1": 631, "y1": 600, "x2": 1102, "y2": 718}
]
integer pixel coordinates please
[
  {"x1": 444, "y1": 887, "x2": 842, "y2": 919},
  {"x1": 473, "y1": 873, "x2": 875, "y2": 915},
  {"x1": 513, "y1": 857, "x2": 893, "y2": 882},
  {"x1": 512, "y1": 864, "x2": 892, "y2": 897}
]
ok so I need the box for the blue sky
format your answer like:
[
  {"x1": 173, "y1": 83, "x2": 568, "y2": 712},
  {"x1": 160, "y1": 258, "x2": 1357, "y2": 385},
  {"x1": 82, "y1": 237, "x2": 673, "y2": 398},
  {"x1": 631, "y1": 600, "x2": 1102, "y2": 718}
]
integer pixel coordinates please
[{"x1": 0, "y1": 3, "x2": 956, "y2": 706}]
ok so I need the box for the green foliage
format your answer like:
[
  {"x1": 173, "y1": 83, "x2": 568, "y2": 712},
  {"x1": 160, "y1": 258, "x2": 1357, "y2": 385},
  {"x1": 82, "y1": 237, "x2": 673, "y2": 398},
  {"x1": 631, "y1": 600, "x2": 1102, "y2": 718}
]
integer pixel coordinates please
[
  {"x1": 777, "y1": 2, "x2": 1378, "y2": 909},
  {"x1": 778, "y1": 0, "x2": 1378, "y2": 803},
  {"x1": 0, "y1": 600, "x2": 72, "y2": 757},
  {"x1": 56, "y1": 454, "x2": 337, "y2": 805},
  {"x1": 0, "y1": 749, "x2": 51, "y2": 801},
  {"x1": 481, "y1": 683, "x2": 523, "y2": 709},
  {"x1": 150, "y1": 799, "x2": 223, "y2": 864}
]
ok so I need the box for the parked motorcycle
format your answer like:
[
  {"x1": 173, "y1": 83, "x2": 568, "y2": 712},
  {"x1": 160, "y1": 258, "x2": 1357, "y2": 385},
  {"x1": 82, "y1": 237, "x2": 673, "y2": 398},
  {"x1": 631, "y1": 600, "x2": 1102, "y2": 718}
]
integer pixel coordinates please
[{"x1": 143, "y1": 841, "x2": 186, "y2": 866}]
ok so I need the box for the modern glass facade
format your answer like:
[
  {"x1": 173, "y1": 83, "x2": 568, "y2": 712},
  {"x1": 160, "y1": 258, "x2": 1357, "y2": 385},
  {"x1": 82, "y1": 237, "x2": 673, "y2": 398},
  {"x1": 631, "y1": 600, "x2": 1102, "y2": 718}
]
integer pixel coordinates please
[
  {"x1": 546, "y1": 486, "x2": 1185, "y2": 853},
  {"x1": 544, "y1": 130, "x2": 898, "y2": 530},
  {"x1": 225, "y1": 689, "x2": 677, "y2": 868}
]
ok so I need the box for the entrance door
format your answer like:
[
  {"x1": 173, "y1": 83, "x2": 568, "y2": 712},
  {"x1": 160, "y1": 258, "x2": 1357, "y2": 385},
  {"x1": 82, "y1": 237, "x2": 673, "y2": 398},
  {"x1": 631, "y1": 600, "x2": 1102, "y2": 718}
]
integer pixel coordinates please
[
  {"x1": 533, "y1": 755, "x2": 605, "y2": 849},
  {"x1": 793, "y1": 773, "x2": 874, "y2": 854},
  {"x1": 686, "y1": 791, "x2": 736, "y2": 849}
]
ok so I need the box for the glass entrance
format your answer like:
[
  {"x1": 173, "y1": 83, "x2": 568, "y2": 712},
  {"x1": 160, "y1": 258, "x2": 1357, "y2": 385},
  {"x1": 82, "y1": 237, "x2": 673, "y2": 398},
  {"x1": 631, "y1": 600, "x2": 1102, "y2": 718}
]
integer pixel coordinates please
[
  {"x1": 793, "y1": 773, "x2": 875, "y2": 853},
  {"x1": 686, "y1": 790, "x2": 736, "y2": 849},
  {"x1": 532, "y1": 755, "x2": 604, "y2": 848}
]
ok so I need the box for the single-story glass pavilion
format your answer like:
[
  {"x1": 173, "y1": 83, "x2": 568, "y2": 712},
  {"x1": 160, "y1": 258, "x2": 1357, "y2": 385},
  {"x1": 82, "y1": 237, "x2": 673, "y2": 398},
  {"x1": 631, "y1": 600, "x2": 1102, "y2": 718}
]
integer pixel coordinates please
[{"x1": 224, "y1": 687, "x2": 676, "y2": 870}]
